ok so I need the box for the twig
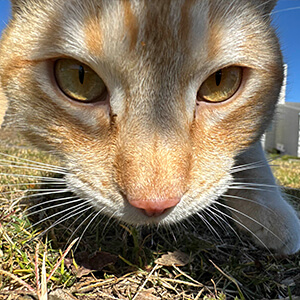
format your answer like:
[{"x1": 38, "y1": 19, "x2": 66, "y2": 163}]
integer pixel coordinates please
[
  {"x1": 195, "y1": 288, "x2": 205, "y2": 300},
  {"x1": 132, "y1": 264, "x2": 159, "y2": 300},
  {"x1": 209, "y1": 259, "x2": 245, "y2": 300},
  {"x1": 0, "y1": 269, "x2": 36, "y2": 293},
  {"x1": 172, "y1": 264, "x2": 204, "y2": 287},
  {"x1": 41, "y1": 251, "x2": 48, "y2": 300},
  {"x1": 35, "y1": 242, "x2": 40, "y2": 299},
  {"x1": 46, "y1": 238, "x2": 79, "y2": 283}
]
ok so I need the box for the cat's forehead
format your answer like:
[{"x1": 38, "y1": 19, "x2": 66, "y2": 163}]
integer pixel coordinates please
[
  {"x1": 10, "y1": 0, "x2": 273, "y2": 72},
  {"x1": 81, "y1": 0, "x2": 210, "y2": 55},
  {"x1": 53, "y1": 0, "x2": 248, "y2": 74},
  {"x1": 58, "y1": 0, "x2": 212, "y2": 63}
]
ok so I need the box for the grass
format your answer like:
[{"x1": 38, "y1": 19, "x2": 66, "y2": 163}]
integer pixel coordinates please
[
  {"x1": 0, "y1": 128, "x2": 300, "y2": 300},
  {"x1": 270, "y1": 155, "x2": 300, "y2": 189}
]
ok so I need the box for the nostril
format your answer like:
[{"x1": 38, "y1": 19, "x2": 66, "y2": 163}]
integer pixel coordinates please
[
  {"x1": 141, "y1": 208, "x2": 168, "y2": 217},
  {"x1": 128, "y1": 198, "x2": 180, "y2": 217}
]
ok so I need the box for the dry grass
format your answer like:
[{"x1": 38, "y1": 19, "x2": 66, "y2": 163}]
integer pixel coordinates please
[
  {"x1": 0, "y1": 129, "x2": 300, "y2": 300},
  {"x1": 271, "y1": 156, "x2": 300, "y2": 189}
]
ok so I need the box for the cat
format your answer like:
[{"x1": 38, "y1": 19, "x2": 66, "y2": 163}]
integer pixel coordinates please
[{"x1": 0, "y1": 0, "x2": 299, "y2": 255}]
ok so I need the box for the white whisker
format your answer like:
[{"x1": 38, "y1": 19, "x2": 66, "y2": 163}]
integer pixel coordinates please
[
  {"x1": 206, "y1": 205, "x2": 244, "y2": 243},
  {"x1": 28, "y1": 199, "x2": 93, "y2": 231},
  {"x1": 227, "y1": 186, "x2": 276, "y2": 193},
  {"x1": 221, "y1": 194, "x2": 278, "y2": 215},
  {"x1": 25, "y1": 196, "x2": 81, "y2": 216},
  {"x1": 230, "y1": 182, "x2": 278, "y2": 188},
  {"x1": 0, "y1": 172, "x2": 65, "y2": 181},
  {"x1": 1, "y1": 188, "x2": 68, "y2": 195},
  {"x1": 0, "y1": 152, "x2": 66, "y2": 171},
  {"x1": 208, "y1": 205, "x2": 274, "y2": 255},
  {"x1": 0, "y1": 162, "x2": 67, "y2": 175},
  {"x1": 73, "y1": 209, "x2": 104, "y2": 252},
  {"x1": 216, "y1": 202, "x2": 284, "y2": 244},
  {"x1": 196, "y1": 211, "x2": 223, "y2": 241},
  {"x1": 32, "y1": 205, "x2": 94, "y2": 242},
  {"x1": 3, "y1": 189, "x2": 71, "y2": 203},
  {"x1": 231, "y1": 163, "x2": 266, "y2": 174},
  {"x1": 2, "y1": 182, "x2": 66, "y2": 187}
]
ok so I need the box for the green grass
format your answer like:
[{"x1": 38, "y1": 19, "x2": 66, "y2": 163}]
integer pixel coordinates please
[{"x1": 0, "y1": 129, "x2": 300, "y2": 300}]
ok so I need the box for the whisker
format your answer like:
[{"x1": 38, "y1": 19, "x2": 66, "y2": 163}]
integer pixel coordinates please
[
  {"x1": 0, "y1": 152, "x2": 66, "y2": 171},
  {"x1": 73, "y1": 209, "x2": 104, "y2": 252},
  {"x1": 208, "y1": 205, "x2": 274, "y2": 256},
  {"x1": 30, "y1": 205, "x2": 94, "y2": 242},
  {"x1": 1, "y1": 188, "x2": 69, "y2": 195},
  {"x1": 27, "y1": 199, "x2": 94, "y2": 234},
  {"x1": 25, "y1": 195, "x2": 77, "y2": 211},
  {"x1": 230, "y1": 182, "x2": 278, "y2": 188},
  {"x1": 196, "y1": 211, "x2": 223, "y2": 242},
  {"x1": 3, "y1": 189, "x2": 71, "y2": 203},
  {"x1": 221, "y1": 194, "x2": 279, "y2": 215},
  {"x1": 216, "y1": 201, "x2": 284, "y2": 243},
  {"x1": 206, "y1": 205, "x2": 243, "y2": 243},
  {"x1": 25, "y1": 196, "x2": 81, "y2": 216},
  {"x1": 63, "y1": 209, "x2": 97, "y2": 240},
  {"x1": 2, "y1": 182, "x2": 66, "y2": 188},
  {"x1": 231, "y1": 163, "x2": 266, "y2": 174},
  {"x1": 101, "y1": 212, "x2": 118, "y2": 237},
  {"x1": 227, "y1": 186, "x2": 276, "y2": 193},
  {"x1": 0, "y1": 162, "x2": 67, "y2": 175},
  {"x1": 204, "y1": 205, "x2": 230, "y2": 232},
  {"x1": 0, "y1": 172, "x2": 66, "y2": 181}
]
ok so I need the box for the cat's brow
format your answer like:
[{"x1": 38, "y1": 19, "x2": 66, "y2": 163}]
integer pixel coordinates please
[
  {"x1": 83, "y1": 0, "x2": 210, "y2": 58},
  {"x1": 123, "y1": 0, "x2": 139, "y2": 51}
]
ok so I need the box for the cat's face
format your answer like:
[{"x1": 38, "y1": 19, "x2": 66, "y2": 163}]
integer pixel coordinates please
[{"x1": 0, "y1": 0, "x2": 283, "y2": 225}]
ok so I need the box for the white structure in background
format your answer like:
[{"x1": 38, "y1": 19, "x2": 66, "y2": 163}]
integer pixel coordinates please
[{"x1": 262, "y1": 64, "x2": 300, "y2": 157}]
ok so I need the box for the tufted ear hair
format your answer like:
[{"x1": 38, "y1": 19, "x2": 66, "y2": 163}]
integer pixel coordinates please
[
  {"x1": 0, "y1": 84, "x2": 8, "y2": 128},
  {"x1": 256, "y1": 0, "x2": 278, "y2": 14},
  {"x1": 10, "y1": 0, "x2": 30, "y2": 16}
]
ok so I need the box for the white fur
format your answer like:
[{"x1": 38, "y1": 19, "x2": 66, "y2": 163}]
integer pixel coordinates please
[{"x1": 227, "y1": 142, "x2": 300, "y2": 254}]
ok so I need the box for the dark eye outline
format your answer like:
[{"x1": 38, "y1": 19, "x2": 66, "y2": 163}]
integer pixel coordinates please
[
  {"x1": 53, "y1": 58, "x2": 109, "y2": 104},
  {"x1": 197, "y1": 66, "x2": 243, "y2": 103}
]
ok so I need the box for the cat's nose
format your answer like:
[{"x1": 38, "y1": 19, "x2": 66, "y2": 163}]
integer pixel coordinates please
[{"x1": 128, "y1": 198, "x2": 180, "y2": 217}]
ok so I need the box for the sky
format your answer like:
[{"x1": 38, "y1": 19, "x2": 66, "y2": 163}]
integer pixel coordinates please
[{"x1": 0, "y1": 0, "x2": 300, "y2": 103}]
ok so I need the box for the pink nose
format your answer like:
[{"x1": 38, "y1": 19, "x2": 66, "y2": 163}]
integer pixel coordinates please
[{"x1": 128, "y1": 198, "x2": 180, "y2": 217}]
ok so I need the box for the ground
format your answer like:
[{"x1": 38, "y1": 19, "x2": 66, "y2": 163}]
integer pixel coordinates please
[{"x1": 0, "y1": 128, "x2": 299, "y2": 300}]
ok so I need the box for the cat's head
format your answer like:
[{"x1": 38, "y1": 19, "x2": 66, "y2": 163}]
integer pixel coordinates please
[{"x1": 0, "y1": 0, "x2": 283, "y2": 225}]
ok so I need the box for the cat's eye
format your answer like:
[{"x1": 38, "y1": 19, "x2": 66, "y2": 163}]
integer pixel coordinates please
[
  {"x1": 198, "y1": 66, "x2": 242, "y2": 103},
  {"x1": 54, "y1": 59, "x2": 107, "y2": 102}
]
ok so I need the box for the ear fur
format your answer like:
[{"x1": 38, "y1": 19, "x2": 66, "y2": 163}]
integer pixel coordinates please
[
  {"x1": 10, "y1": 0, "x2": 30, "y2": 16},
  {"x1": 257, "y1": 0, "x2": 278, "y2": 14},
  {"x1": 0, "y1": 84, "x2": 8, "y2": 127}
]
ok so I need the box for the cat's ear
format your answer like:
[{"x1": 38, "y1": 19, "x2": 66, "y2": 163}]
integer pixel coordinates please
[
  {"x1": 0, "y1": 84, "x2": 8, "y2": 128},
  {"x1": 256, "y1": 0, "x2": 278, "y2": 14},
  {"x1": 10, "y1": 0, "x2": 29, "y2": 16}
]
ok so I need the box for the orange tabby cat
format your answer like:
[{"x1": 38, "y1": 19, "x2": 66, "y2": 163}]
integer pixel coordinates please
[{"x1": 0, "y1": 0, "x2": 299, "y2": 254}]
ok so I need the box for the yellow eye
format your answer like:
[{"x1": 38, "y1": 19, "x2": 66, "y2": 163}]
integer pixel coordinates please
[
  {"x1": 198, "y1": 66, "x2": 242, "y2": 102},
  {"x1": 54, "y1": 59, "x2": 107, "y2": 102}
]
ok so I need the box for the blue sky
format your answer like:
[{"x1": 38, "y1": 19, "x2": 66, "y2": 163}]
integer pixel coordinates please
[{"x1": 0, "y1": 0, "x2": 300, "y2": 103}]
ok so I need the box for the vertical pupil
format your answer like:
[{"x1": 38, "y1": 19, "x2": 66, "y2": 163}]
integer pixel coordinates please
[
  {"x1": 215, "y1": 70, "x2": 222, "y2": 86},
  {"x1": 79, "y1": 65, "x2": 84, "y2": 84}
]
